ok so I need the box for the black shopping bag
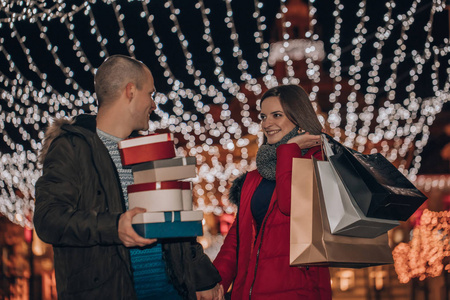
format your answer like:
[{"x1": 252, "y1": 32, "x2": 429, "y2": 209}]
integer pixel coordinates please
[
  {"x1": 290, "y1": 157, "x2": 393, "y2": 268},
  {"x1": 323, "y1": 134, "x2": 427, "y2": 221}
]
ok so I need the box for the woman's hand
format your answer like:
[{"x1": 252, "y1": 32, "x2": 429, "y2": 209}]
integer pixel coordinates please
[{"x1": 287, "y1": 132, "x2": 321, "y2": 149}]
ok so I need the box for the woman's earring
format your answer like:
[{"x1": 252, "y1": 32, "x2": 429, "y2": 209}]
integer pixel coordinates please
[{"x1": 298, "y1": 128, "x2": 305, "y2": 134}]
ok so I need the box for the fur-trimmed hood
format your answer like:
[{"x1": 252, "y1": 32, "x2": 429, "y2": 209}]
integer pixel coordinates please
[
  {"x1": 38, "y1": 118, "x2": 74, "y2": 165},
  {"x1": 38, "y1": 114, "x2": 97, "y2": 165},
  {"x1": 228, "y1": 172, "x2": 247, "y2": 206}
]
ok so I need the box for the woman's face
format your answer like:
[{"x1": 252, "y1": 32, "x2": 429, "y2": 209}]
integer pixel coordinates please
[{"x1": 260, "y1": 96, "x2": 296, "y2": 144}]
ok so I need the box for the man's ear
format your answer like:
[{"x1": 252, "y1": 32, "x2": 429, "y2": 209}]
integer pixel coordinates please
[{"x1": 125, "y1": 82, "x2": 136, "y2": 101}]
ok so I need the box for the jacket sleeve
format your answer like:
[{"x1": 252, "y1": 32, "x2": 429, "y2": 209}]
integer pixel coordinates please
[
  {"x1": 213, "y1": 217, "x2": 238, "y2": 292},
  {"x1": 317, "y1": 267, "x2": 332, "y2": 300},
  {"x1": 34, "y1": 136, "x2": 122, "y2": 247},
  {"x1": 190, "y1": 241, "x2": 222, "y2": 291},
  {"x1": 276, "y1": 144, "x2": 323, "y2": 215}
]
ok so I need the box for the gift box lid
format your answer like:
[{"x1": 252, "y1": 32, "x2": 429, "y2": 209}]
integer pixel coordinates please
[
  {"x1": 118, "y1": 133, "x2": 174, "y2": 149},
  {"x1": 119, "y1": 140, "x2": 176, "y2": 166},
  {"x1": 131, "y1": 156, "x2": 196, "y2": 172},
  {"x1": 127, "y1": 181, "x2": 182, "y2": 193},
  {"x1": 133, "y1": 210, "x2": 204, "y2": 224}
]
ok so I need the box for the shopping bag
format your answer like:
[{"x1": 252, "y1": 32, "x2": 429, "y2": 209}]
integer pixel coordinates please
[
  {"x1": 289, "y1": 157, "x2": 394, "y2": 268},
  {"x1": 315, "y1": 159, "x2": 399, "y2": 238},
  {"x1": 322, "y1": 134, "x2": 427, "y2": 221}
]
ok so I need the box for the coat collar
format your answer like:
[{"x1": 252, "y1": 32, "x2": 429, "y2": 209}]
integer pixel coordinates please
[{"x1": 39, "y1": 114, "x2": 96, "y2": 164}]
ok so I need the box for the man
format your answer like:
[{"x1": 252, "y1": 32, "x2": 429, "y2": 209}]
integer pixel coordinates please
[{"x1": 34, "y1": 55, "x2": 223, "y2": 300}]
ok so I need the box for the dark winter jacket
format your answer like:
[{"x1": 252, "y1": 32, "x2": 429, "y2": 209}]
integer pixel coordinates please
[
  {"x1": 214, "y1": 143, "x2": 332, "y2": 299},
  {"x1": 34, "y1": 114, "x2": 220, "y2": 300}
]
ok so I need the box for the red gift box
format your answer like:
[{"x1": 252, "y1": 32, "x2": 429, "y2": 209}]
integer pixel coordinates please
[
  {"x1": 127, "y1": 181, "x2": 184, "y2": 212},
  {"x1": 118, "y1": 133, "x2": 176, "y2": 166}
]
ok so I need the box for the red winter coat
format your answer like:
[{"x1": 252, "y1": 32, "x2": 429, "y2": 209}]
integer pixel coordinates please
[{"x1": 214, "y1": 144, "x2": 332, "y2": 299}]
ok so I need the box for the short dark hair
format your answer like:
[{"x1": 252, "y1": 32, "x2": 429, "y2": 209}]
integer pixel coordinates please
[
  {"x1": 260, "y1": 85, "x2": 323, "y2": 135},
  {"x1": 94, "y1": 55, "x2": 148, "y2": 107}
]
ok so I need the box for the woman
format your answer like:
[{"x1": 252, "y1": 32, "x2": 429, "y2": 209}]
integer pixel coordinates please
[{"x1": 213, "y1": 85, "x2": 332, "y2": 299}]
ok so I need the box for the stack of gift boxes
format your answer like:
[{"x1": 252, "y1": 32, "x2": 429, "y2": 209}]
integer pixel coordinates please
[{"x1": 118, "y1": 133, "x2": 203, "y2": 239}]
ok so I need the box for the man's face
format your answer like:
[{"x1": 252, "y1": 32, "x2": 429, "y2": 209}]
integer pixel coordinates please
[{"x1": 131, "y1": 68, "x2": 156, "y2": 131}]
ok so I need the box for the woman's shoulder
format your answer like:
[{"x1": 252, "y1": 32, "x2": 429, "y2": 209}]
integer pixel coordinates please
[
  {"x1": 228, "y1": 172, "x2": 248, "y2": 206},
  {"x1": 228, "y1": 170, "x2": 261, "y2": 203}
]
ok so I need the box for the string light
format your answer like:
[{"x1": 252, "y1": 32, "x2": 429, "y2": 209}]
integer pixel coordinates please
[
  {"x1": 356, "y1": 0, "x2": 395, "y2": 153},
  {"x1": 223, "y1": 0, "x2": 257, "y2": 86},
  {"x1": 305, "y1": 0, "x2": 321, "y2": 104},
  {"x1": 36, "y1": 19, "x2": 83, "y2": 92},
  {"x1": 414, "y1": 174, "x2": 450, "y2": 193},
  {"x1": 86, "y1": 2, "x2": 109, "y2": 58},
  {"x1": 327, "y1": 0, "x2": 344, "y2": 138},
  {"x1": 342, "y1": 0, "x2": 368, "y2": 148},
  {"x1": 196, "y1": 0, "x2": 237, "y2": 94},
  {"x1": 111, "y1": 2, "x2": 136, "y2": 58},
  {"x1": 325, "y1": 0, "x2": 448, "y2": 182},
  {"x1": 277, "y1": 0, "x2": 297, "y2": 85},
  {"x1": 0, "y1": 1, "x2": 87, "y2": 24},
  {"x1": 253, "y1": 0, "x2": 274, "y2": 89},
  {"x1": 63, "y1": 13, "x2": 95, "y2": 74}
]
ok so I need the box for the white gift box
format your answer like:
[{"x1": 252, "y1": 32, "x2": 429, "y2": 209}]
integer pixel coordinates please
[
  {"x1": 131, "y1": 156, "x2": 196, "y2": 183},
  {"x1": 127, "y1": 181, "x2": 184, "y2": 212}
]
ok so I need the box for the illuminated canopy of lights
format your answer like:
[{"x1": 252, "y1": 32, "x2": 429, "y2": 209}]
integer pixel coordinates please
[{"x1": 0, "y1": 0, "x2": 449, "y2": 227}]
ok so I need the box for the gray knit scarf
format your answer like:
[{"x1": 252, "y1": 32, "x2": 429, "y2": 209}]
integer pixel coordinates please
[{"x1": 256, "y1": 126, "x2": 307, "y2": 180}]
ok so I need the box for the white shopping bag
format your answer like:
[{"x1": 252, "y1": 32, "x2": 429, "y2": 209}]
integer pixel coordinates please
[{"x1": 316, "y1": 136, "x2": 399, "y2": 238}]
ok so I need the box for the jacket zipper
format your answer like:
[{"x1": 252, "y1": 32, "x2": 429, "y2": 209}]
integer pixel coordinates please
[{"x1": 248, "y1": 202, "x2": 276, "y2": 300}]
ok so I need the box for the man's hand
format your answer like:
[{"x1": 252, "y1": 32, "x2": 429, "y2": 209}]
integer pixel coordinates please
[
  {"x1": 118, "y1": 207, "x2": 157, "y2": 247},
  {"x1": 196, "y1": 283, "x2": 224, "y2": 300}
]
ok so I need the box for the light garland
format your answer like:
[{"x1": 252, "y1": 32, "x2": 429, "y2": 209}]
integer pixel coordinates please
[
  {"x1": 278, "y1": 0, "x2": 298, "y2": 85},
  {"x1": 0, "y1": 0, "x2": 448, "y2": 228},
  {"x1": 325, "y1": 0, "x2": 448, "y2": 182},
  {"x1": 223, "y1": 0, "x2": 258, "y2": 87},
  {"x1": 35, "y1": 18, "x2": 83, "y2": 92},
  {"x1": 356, "y1": 0, "x2": 395, "y2": 153},
  {"x1": 376, "y1": 0, "x2": 423, "y2": 172},
  {"x1": 344, "y1": 0, "x2": 368, "y2": 148},
  {"x1": 326, "y1": 0, "x2": 344, "y2": 139},
  {"x1": 414, "y1": 174, "x2": 450, "y2": 193},
  {"x1": 253, "y1": 0, "x2": 275, "y2": 89},
  {"x1": 196, "y1": 0, "x2": 239, "y2": 95},
  {"x1": 305, "y1": 0, "x2": 322, "y2": 104},
  {"x1": 63, "y1": 13, "x2": 96, "y2": 74},
  {"x1": 393, "y1": 209, "x2": 450, "y2": 283},
  {"x1": 111, "y1": 2, "x2": 136, "y2": 58},
  {"x1": 0, "y1": 1, "x2": 87, "y2": 24}
]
